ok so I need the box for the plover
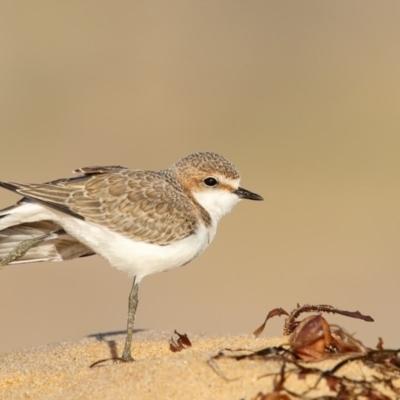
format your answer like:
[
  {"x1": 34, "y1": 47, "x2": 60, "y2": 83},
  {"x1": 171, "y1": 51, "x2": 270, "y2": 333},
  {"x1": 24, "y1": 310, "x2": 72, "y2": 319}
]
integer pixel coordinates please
[{"x1": 0, "y1": 151, "x2": 263, "y2": 361}]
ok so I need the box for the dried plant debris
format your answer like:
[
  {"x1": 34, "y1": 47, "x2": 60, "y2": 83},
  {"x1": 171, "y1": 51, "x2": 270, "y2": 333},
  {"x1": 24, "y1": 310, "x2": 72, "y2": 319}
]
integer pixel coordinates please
[
  {"x1": 253, "y1": 304, "x2": 373, "y2": 361},
  {"x1": 210, "y1": 304, "x2": 400, "y2": 399},
  {"x1": 281, "y1": 304, "x2": 374, "y2": 337},
  {"x1": 253, "y1": 390, "x2": 291, "y2": 400},
  {"x1": 253, "y1": 308, "x2": 290, "y2": 338},
  {"x1": 254, "y1": 304, "x2": 373, "y2": 338},
  {"x1": 169, "y1": 330, "x2": 192, "y2": 352}
]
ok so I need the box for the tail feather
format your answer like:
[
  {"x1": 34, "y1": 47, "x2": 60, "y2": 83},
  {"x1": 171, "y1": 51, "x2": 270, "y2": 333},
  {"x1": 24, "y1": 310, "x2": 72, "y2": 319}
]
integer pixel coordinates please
[{"x1": 0, "y1": 204, "x2": 94, "y2": 265}]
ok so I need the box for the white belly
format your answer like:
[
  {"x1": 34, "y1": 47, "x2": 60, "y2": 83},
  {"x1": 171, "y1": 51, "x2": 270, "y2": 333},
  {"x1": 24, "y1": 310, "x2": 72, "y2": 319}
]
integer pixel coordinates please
[
  {"x1": 59, "y1": 214, "x2": 213, "y2": 282},
  {"x1": 0, "y1": 202, "x2": 217, "y2": 283}
]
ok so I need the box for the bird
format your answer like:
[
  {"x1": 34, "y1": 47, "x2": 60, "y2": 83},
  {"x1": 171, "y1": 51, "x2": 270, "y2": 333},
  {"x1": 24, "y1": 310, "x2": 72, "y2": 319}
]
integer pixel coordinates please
[{"x1": 0, "y1": 151, "x2": 263, "y2": 361}]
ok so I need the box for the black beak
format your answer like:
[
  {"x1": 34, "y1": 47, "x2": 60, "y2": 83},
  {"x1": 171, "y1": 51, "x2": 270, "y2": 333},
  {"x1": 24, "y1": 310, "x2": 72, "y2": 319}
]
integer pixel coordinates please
[{"x1": 234, "y1": 187, "x2": 263, "y2": 201}]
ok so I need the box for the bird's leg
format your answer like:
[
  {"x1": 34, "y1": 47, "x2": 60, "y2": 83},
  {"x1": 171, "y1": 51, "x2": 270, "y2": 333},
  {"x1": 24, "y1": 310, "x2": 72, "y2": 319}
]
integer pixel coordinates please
[
  {"x1": 121, "y1": 278, "x2": 139, "y2": 361},
  {"x1": 0, "y1": 234, "x2": 50, "y2": 271}
]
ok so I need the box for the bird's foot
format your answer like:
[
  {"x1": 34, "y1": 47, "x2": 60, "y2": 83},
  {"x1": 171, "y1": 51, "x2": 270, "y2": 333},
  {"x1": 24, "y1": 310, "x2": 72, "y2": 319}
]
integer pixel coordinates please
[{"x1": 121, "y1": 351, "x2": 135, "y2": 362}]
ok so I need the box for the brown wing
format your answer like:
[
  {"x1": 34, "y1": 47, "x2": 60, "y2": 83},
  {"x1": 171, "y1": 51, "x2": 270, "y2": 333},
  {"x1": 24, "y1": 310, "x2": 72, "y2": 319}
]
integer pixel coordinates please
[{"x1": 0, "y1": 168, "x2": 199, "y2": 245}]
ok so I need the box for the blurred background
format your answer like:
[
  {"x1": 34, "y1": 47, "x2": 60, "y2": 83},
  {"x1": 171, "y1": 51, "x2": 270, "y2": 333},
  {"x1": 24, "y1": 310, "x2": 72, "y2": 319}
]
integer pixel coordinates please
[{"x1": 0, "y1": 1, "x2": 399, "y2": 355}]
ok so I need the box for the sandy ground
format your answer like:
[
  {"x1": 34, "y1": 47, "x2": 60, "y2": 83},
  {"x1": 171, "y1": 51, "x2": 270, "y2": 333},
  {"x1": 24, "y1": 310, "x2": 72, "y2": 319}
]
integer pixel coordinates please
[{"x1": 1, "y1": 330, "x2": 399, "y2": 400}]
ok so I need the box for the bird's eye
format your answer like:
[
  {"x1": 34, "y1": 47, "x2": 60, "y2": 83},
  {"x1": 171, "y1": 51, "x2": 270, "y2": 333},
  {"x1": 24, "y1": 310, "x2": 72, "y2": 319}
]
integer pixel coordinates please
[{"x1": 203, "y1": 177, "x2": 218, "y2": 187}]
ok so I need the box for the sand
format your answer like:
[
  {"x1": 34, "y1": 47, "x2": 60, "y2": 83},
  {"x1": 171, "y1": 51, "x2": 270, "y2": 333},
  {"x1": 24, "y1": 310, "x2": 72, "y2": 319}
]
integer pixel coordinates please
[{"x1": 1, "y1": 330, "x2": 399, "y2": 400}]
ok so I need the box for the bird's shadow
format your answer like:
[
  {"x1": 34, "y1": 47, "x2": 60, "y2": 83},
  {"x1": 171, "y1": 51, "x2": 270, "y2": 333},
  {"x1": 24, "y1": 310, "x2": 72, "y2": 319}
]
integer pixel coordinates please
[{"x1": 88, "y1": 329, "x2": 146, "y2": 360}]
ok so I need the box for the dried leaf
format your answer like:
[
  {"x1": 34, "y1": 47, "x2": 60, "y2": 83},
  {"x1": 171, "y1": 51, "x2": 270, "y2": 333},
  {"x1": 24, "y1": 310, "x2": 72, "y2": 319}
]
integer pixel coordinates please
[
  {"x1": 325, "y1": 375, "x2": 340, "y2": 392},
  {"x1": 253, "y1": 308, "x2": 289, "y2": 338},
  {"x1": 169, "y1": 330, "x2": 192, "y2": 352},
  {"x1": 290, "y1": 315, "x2": 332, "y2": 360}
]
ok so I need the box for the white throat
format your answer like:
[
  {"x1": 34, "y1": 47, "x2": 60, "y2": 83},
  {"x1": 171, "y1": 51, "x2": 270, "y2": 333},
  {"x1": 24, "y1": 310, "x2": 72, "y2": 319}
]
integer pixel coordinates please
[{"x1": 193, "y1": 190, "x2": 240, "y2": 226}]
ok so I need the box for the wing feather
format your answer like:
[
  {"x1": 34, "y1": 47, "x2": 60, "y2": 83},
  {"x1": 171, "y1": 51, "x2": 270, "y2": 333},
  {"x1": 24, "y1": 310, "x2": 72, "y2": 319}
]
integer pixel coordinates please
[{"x1": 0, "y1": 168, "x2": 199, "y2": 245}]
